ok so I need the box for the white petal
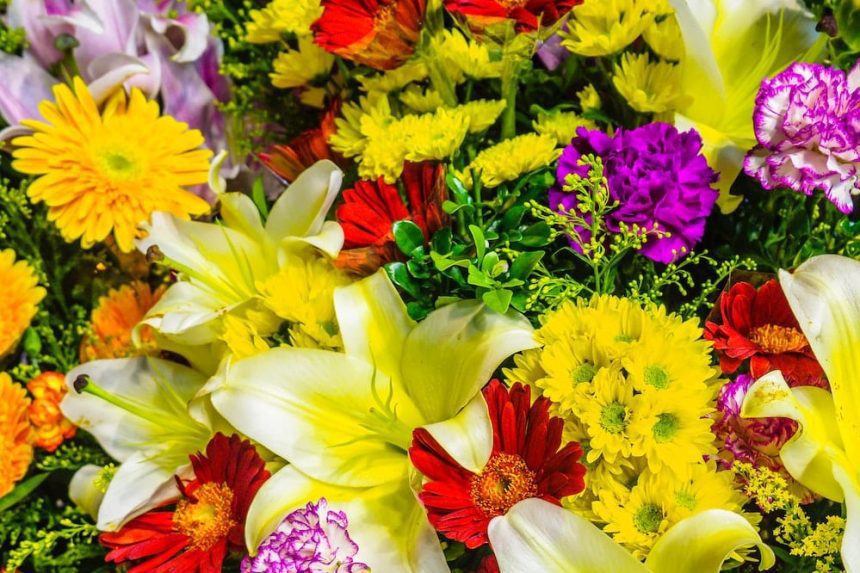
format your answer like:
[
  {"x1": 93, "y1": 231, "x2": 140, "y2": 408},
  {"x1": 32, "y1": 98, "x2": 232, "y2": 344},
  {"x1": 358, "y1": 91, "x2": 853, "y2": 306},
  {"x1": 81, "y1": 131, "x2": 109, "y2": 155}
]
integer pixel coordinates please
[
  {"x1": 266, "y1": 160, "x2": 343, "y2": 242},
  {"x1": 69, "y1": 465, "x2": 105, "y2": 520},
  {"x1": 421, "y1": 391, "x2": 493, "y2": 474}
]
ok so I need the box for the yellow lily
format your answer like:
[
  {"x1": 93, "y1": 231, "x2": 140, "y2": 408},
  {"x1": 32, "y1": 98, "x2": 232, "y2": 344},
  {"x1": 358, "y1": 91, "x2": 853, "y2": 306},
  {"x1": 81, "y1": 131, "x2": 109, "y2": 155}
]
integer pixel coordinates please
[
  {"x1": 742, "y1": 254, "x2": 860, "y2": 571},
  {"x1": 489, "y1": 498, "x2": 775, "y2": 573},
  {"x1": 669, "y1": 0, "x2": 823, "y2": 212},
  {"x1": 205, "y1": 270, "x2": 537, "y2": 571}
]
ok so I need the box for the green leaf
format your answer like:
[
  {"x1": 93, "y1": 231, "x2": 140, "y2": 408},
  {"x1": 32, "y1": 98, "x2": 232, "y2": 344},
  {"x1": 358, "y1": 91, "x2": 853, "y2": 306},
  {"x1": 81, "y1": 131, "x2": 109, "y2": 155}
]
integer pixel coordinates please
[
  {"x1": 442, "y1": 200, "x2": 473, "y2": 215},
  {"x1": 251, "y1": 177, "x2": 269, "y2": 220},
  {"x1": 430, "y1": 251, "x2": 470, "y2": 271},
  {"x1": 501, "y1": 205, "x2": 526, "y2": 229},
  {"x1": 0, "y1": 473, "x2": 49, "y2": 512},
  {"x1": 446, "y1": 172, "x2": 471, "y2": 204},
  {"x1": 393, "y1": 220, "x2": 425, "y2": 256},
  {"x1": 469, "y1": 225, "x2": 486, "y2": 261},
  {"x1": 480, "y1": 251, "x2": 500, "y2": 274},
  {"x1": 23, "y1": 327, "x2": 42, "y2": 357},
  {"x1": 518, "y1": 222, "x2": 552, "y2": 247},
  {"x1": 467, "y1": 264, "x2": 496, "y2": 288},
  {"x1": 385, "y1": 262, "x2": 421, "y2": 299},
  {"x1": 482, "y1": 289, "x2": 513, "y2": 314},
  {"x1": 510, "y1": 251, "x2": 544, "y2": 279},
  {"x1": 431, "y1": 228, "x2": 452, "y2": 254}
]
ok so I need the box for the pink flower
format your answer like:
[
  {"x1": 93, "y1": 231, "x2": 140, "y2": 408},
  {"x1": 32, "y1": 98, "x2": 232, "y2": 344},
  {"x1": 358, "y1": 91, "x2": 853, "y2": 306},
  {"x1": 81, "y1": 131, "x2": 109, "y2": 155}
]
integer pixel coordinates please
[{"x1": 744, "y1": 62, "x2": 860, "y2": 213}]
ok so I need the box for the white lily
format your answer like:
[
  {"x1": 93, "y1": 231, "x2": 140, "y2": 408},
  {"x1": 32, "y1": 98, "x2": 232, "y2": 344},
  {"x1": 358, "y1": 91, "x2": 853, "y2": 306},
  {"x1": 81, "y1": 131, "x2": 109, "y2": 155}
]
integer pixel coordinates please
[
  {"x1": 669, "y1": 0, "x2": 823, "y2": 212},
  {"x1": 136, "y1": 159, "x2": 344, "y2": 362},
  {"x1": 489, "y1": 498, "x2": 775, "y2": 573},
  {"x1": 60, "y1": 357, "x2": 218, "y2": 531},
  {"x1": 741, "y1": 254, "x2": 860, "y2": 571},
  {"x1": 206, "y1": 270, "x2": 537, "y2": 571}
]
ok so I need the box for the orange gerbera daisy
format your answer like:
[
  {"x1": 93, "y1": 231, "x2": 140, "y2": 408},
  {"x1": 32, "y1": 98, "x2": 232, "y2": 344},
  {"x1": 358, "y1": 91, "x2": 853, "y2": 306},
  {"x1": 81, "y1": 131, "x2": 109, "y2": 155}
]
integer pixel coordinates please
[
  {"x1": 12, "y1": 77, "x2": 212, "y2": 252},
  {"x1": 27, "y1": 371, "x2": 76, "y2": 453},
  {"x1": 80, "y1": 281, "x2": 166, "y2": 362},
  {"x1": 0, "y1": 249, "x2": 46, "y2": 359},
  {"x1": 0, "y1": 372, "x2": 34, "y2": 497}
]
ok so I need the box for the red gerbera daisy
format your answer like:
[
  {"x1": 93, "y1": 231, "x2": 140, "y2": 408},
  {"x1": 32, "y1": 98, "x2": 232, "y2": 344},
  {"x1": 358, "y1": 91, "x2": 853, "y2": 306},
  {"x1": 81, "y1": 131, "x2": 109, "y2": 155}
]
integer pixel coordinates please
[
  {"x1": 444, "y1": 0, "x2": 581, "y2": 33},
  {"x1": 312, "y1": 0, "x2": 426, "y2": 70},
  {"x1": 335, "y1": 161, "x2": 448, "y2": 275},
  {"x1": 100, "y1": 433, "x2": 270, "y2": 573},
  {"x1": 409, "y1": 380, "x2": 586, "y2": 549},
  {"x1": 259, "y1": 100, "x2": 346, "y2": 183},
  {"x1": 704, "y1": 279, "x2": 826, "y2": 387}
]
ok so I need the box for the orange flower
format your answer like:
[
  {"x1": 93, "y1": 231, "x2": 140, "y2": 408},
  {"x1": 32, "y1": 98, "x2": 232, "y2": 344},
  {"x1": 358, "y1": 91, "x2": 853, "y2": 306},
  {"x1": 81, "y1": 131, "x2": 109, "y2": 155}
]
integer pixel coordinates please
[
  {"x1": 0, "y1": 372, "x2": 33, "y2": 497},
  {"x1": 26, "y1": 371, "x2": 76, "y2": 453},
  {"x1": 80, "y1": 281, "x2": 166, "y2": 362},
  {"x1": 312, "y1": 0, "x2": 426, "y2": 70},
  {"x1": 0, "y1": 249, "x2": 46, "y2": 358}
]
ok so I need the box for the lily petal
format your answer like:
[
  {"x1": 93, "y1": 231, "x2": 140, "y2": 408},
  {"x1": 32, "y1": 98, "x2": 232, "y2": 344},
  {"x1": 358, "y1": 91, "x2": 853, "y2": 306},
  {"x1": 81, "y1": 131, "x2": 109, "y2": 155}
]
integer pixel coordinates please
[
  {"x1": 69, "y1": 464, "x2": 105, "y2": 520},
  {"x1": 421, "y1": 391, "x2": 493, "y2": 474},
  {"x1": 265, "y1": 159, "x2": 343, "y2": 242},
  {"x1": 401, "y1": 300, "x2": 537, "y2": 422}
]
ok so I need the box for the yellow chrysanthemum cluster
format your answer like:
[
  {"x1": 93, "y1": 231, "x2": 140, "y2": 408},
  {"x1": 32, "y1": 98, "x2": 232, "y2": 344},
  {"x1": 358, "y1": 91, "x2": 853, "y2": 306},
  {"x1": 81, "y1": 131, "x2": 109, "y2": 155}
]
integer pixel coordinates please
[
  {"x1": 330, "y1": 95, "x2": 506, "y2": 182},
  {"x1": 561, "y1": 0, "x2": 670, "y2": 57},
  {"x1": 533, "y1": 109, "x2": 596, "y2": 145},
  {"x1": 612, "y1": 53, "x2": 690, "y2": 114},
  {"x1": 245, "y1": 0, "x2": 323, "y2": 43},
  {"x1": 459, "y1": 134, "x2": 559, "y2": 188},
  {"x1": 506, "y1": 295, "x2": 748, "y2": 557},
  {"x1": 0, "y1": 249, "x2": 46, "y2": 358}
]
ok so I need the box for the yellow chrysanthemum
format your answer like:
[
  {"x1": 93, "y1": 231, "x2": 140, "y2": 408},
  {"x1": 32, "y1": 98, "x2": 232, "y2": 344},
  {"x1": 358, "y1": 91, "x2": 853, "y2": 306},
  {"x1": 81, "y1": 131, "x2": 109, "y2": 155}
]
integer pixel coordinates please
[
  {"x1": 577, "y1": 84, "x2": 602, "y2": 113},
  {"x1": 329, "y1": 94, "x2": 395, "y2": 158},
  {"x1": 245, "y1": 0, "x2": 322, "y2": 43},
  {"x1": 459, "y1": 100, "x2": 507, "y2": 133},
  {"x1": 220, "y1": 314, "x2": 271, "y2": 360},
  {"x1": 428, "y1": 29, "x2": 503, "y2": 82},
  {"x1": 612, "y1": 53, "x2": 690, "y2": 114},
  {"x1": 403, "y1": 108, "x2": 471, "y2": 162},
  {"x1": 668, "y1": 461, "x2": 747, "y2": 521},
  {"x1": 12, "y1": 78, "x2": 211, "y2": 252},
  {"x1": 460, "y1": 133, "x2": 559, "y2": 188},
  {"x1": 357, "y1": 62, "x2": 429, "y2": 93},
  {"x1": 258, "y1": 255, "x2": 351, "y2": 350},
  {"x1": 0, "y1": 249, "x2": 45, "y2": 358},
  {"x1": 594, "y1": 472, "x2": 673, "y2": 557},
  {"x1": 643, "y1": 14, "x2": 684, "y2": 61},
  {"x1": 79, "y1": 281, "x2": 166, "y2": 362},
  {"x1": 271, "y1": 38, "x2": 335, "y2": 89},
  {"x1": 576, "y1": 365, "x2": 640, "y2": 464},
  {"x1": 561, "y1": 0, "x2": 663, "y2": 56},
  {"x1": 533, "y1": 109, "x2": 596, "y2": 145},
  {"x1": 399, "y1": 87, "x2": 446, "y2": 113},
  {"x1": 0, "y1": 372, "x2": 33, "y2": 497}
]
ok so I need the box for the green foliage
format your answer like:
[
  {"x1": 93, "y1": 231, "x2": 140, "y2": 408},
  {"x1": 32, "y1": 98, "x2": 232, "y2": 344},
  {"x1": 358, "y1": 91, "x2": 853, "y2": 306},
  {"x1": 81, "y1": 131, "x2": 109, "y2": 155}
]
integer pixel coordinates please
[
  {"x1": 0, "y1": 20, "x2": 27, "y2": 54},
  {"x1": 36, "y1": 439, "x2": 112, "y2": 473}
]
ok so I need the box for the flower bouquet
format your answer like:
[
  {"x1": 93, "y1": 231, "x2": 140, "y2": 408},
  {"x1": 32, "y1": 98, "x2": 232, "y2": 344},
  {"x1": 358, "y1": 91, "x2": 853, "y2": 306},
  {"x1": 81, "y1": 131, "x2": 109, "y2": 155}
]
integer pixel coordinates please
[{"x1": 0, "y1": 0, "x2": 859, "y2": 571}]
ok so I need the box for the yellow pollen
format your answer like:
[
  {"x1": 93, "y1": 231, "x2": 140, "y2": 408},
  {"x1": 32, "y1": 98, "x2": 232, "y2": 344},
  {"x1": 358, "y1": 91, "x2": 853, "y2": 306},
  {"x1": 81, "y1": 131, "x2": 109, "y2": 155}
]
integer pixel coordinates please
[
  {"x1": 173, "y1": 482, "x2": 236, "y2": 551},
  {"x1": 749, "y1": 324, "x2": 808, "y2": 354},
  {"x1": 374, "y1": 1, "x2": 396, "y2": 26},
  {"x1": 470, "y1": 453, "x2": 538, "y2": 517}
]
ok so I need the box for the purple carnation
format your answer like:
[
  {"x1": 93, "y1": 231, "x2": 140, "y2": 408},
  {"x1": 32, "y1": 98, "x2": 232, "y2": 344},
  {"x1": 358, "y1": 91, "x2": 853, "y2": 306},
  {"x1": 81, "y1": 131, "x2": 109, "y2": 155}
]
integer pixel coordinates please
[
  {"x1": 241, "y1": 498, "x2": 370, "y2": 573},
  {"x1": 744, "y1": 61, "x2": 860, "y2": 214},
  {"x1": 549, "y1": 123, "x2": 719, "y2": 264}
]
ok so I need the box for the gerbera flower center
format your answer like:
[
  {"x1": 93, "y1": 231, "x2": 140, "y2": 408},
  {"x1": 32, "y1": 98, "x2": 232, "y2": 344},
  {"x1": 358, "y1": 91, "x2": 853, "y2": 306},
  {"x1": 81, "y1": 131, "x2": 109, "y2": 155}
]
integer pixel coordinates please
[
  {"x1": 93, "y1": 141, "x2": 146, "y2": 182},
  {"x1": 173, "y1": 482, "x2": 236, "y2": 551},
  {"x1": 749, "y1": 324, "x2": 808, "y2": 354},
  {"x1": 469, "y1": 453, "x2": 538, "y2": 517},
  {"x1": 374, "y1": 1, "x2": 397, "y2": 26},
  {"x1": 633, "y1": 503, "x2": 664, "y2": 534},
  {"x1": 643, "y1": 365, "x2": 670, "y2": 389},
  {"x1": 599, "y1": 401, "x2": 629, "y2": 434},
  {"x1": 651, "y1": 413, "x2": 679, "y2": 443},
  {"x1": 499, "y1": 0, "x2": 527, "y2": 8}
]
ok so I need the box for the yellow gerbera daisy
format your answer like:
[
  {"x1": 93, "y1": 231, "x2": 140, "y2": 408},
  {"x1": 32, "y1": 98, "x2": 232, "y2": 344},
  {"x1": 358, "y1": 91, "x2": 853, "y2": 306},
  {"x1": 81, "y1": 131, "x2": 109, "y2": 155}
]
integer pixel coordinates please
[
  {"x1": 612, "y1": 52, "x2": 690, "y2": 114},
  {"x1": 0, "y1": 372, "x2": 33, "y2": 497},
  {"x1": 79, "y1": 281, "x2": 166, "y2": 362},
  {"x1": 12, "y1": 78, "x2": 212, "y2": 252},
  {"x1": 0, "y1": 249, "x2": 45, "y2": 358}
]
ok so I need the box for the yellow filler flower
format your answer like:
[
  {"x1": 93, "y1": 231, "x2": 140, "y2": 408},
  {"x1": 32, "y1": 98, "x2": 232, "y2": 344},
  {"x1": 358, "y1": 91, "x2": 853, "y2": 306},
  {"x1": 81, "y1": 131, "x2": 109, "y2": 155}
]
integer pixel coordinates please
[
  {"x1": 0, "y1": 249, "x2": 45, "y2": 358},
  {"x1": 12, "y1": 78, "x2": 211, "y2": 252}
]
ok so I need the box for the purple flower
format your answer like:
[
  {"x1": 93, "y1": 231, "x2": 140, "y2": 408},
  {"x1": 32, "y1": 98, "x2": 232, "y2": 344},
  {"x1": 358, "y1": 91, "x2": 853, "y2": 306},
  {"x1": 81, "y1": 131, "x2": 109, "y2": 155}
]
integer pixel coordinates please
[
  {"x1": 241, "y1": 498, "x2": 370, "y2": 573},
  {"x1": 549, "y1": 123, "x2": 719, "y2": 264},
  {"x1": 744, "y1": 61, "x2": 860, "y2": 214}
]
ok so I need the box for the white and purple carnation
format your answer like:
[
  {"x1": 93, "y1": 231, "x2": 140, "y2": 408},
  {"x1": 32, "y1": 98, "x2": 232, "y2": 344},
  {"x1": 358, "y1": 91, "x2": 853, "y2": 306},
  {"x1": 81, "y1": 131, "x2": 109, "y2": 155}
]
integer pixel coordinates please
[
  {"x1": 549, "y1": 123, "x2": 719, "y2": 264},
  {"x1": 744, "y1": 61, "x2": 860, "y2": 214},
  {"x1": 241, "y1": 498, "x2": 370, "y2": 573}
]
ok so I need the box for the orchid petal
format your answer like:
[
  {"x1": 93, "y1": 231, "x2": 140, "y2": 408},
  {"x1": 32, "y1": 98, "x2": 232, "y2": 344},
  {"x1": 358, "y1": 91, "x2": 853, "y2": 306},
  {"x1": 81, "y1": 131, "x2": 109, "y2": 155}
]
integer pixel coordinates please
[
  {"x1": 245, "y1": 465, "x2": 447, "y2": 573},
  {"x1": 421, "y1": 391, "x2": 493, "y2": 474},
  {"x1": 646, "y1": 509, "x2": 775, "y2": 572},
  {"x1": 401, "y1": 300, "x2": 537, "y2": 422},
  {"x1": 0, "y1": 53, "x2": 56, "y2": 126},
  {"x1": 69, "y1": 464, "x2": 104, "y2": 520},
  {"x1": 488, "y1": 498, "x2": 645, "y2": 572},
  {"x1": 209, "y1": 348, "x2": 423, "y2": 488},
  {"x1": 265, "y1": 160, "x2": 343, "y2": 242},
  {"x1": 86, "y1": 54, "x2": 152, "y2": 102}
]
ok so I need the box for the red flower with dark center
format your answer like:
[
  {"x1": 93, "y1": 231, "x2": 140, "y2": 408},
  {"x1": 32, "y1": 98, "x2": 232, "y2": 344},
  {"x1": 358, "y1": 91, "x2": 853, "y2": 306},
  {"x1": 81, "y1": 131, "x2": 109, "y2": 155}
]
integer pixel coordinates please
[
  {"x1": 259, "y1": 100, "x2": 346, "y2": 183},
  {"x1": 704, "y1": 279, "x2": 826, "y2": 387},
  {"x1": 312, "y1": 0, "x2": 426, "y2": 70},
  {"x1": 100, "y1": 433, "x2": 270, "y2": 573},
  {"x1": 335, "y1": 161, "x2": 448, "y2": 275},
  {"x1": 444, "y1": 0, "x2": 581, "y2": 33},
  {"x1": 409, "y1": 380, "x2": 586, "y2": 549}
]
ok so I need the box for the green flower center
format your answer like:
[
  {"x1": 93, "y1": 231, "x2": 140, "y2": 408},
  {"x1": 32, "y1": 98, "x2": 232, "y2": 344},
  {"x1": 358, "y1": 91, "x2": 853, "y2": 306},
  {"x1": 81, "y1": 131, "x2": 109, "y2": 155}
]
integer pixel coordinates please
[
  {"x1": 615, "y1": 334, "x2": 636, "y2": 343},
  {"x1": 600, "y1": 402, "x2": 628, "y2": 434},
  {"x1": 643, "y1": 365, "x2": 670, "y2": 389},
  {"x1": 572, "y1": 363, "x2": 598, "y2": 384},
  {"x1": 633, "y1": 503, "x2": 664, "y2": 534},
  {"x1": 652, "y1": 413, "x2": 679, "y2": 443},
  {"x1": 675, "y1": 490, "x2": 697, "y2": 510}
]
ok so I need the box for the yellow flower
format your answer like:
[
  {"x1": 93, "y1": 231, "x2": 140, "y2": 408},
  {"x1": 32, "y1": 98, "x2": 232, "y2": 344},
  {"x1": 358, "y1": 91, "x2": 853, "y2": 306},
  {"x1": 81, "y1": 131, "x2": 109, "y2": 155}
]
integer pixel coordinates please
[
  {"x1": 271, "y1": 38, "x2": 335, "y2": 89},
  {"x1": 613, "y1": 53, "x2": 690, "y2": 114},
  {"x1": 245, "y1": 0, "x2": 322, "y2": 43},
  {"x1": 669, "y1": 461, "x2": 747, "y2": 521},
  {"x1": 577, "y1": 365, "x2": 639, "y2": 464},
  {"x1": 257, "y1": 255, "x2": 351, "y2": 350},
  {"x1": 220, "y1": 314, "x2": 271, "y2": 360},
  {"x1": 594, "y1": 471, "x2": 673, "y2": 557},
  {"x1": 458, "y1": 100, "x2": 507, "y2": 133},
  {"x1": 427, "y1": 29, "x2": 503, "y2": 82},
  {"x1": 0, "y1": 250, "x2": 45, "y2": 358},
  {"x1": 404, "y1": 108, "x2": 471, "y2": 162},
  {"x1": 561, "y1": 0, "x2": 662, "y2": 56},
  {"x1": 329, "y1": 94, "x2": 395, "y2": 158},
  {"x1": 357, "y1": 62, "x2": 429, "y2": 93},
  {"x1": 577, "y1": 84, "x2": 602, "y2": 112},
  {"x1": 533, "y1": 109, "x2": 596, "y2": 145},
  {"x1": 399, "y1": 86, "x2": 446, "y2": 113},
  {"x1": 643, "y1": 14, "x2": 684, "y2": 61},
  {"x1": 12, "y1": 78, "x2": 211, "y2": 252},
  {"x1": 461, "y1": 133, "x2": 558, "y2": 188},
  {"x1": 0, "y1": 372, "x2": 33, "y2": 497},
  {"x1": 80, "y1": 281, "x2": 166, "y2": 362}
]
